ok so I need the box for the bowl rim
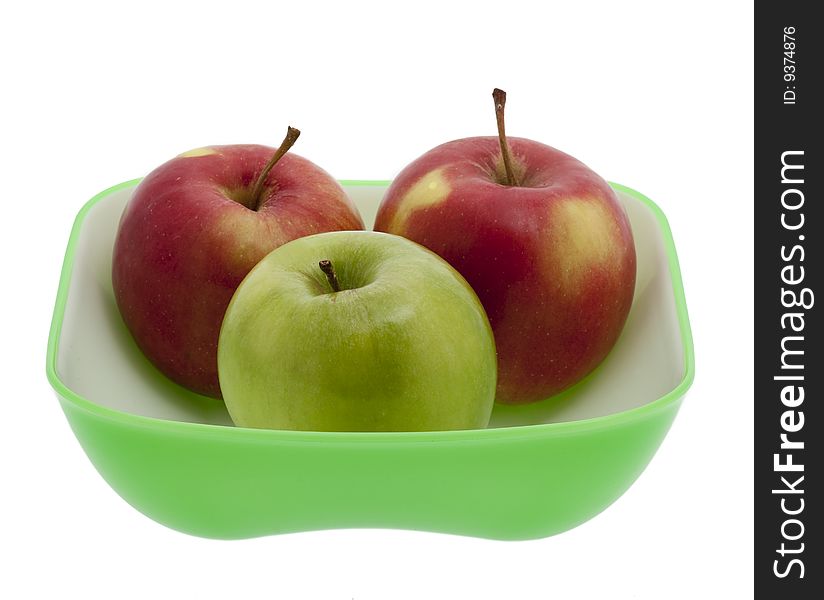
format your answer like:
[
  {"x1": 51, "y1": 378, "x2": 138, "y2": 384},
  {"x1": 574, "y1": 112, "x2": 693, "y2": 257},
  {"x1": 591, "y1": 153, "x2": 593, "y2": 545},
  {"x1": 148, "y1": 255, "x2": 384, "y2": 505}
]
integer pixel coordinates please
[{"x1": 46, "y1": 179, "x2": 694, "y2": 444}]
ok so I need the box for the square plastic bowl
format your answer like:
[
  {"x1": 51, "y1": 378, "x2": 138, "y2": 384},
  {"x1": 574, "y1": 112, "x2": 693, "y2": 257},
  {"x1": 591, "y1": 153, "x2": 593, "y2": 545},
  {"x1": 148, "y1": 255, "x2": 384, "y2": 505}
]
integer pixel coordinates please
[{"x1": 47, "y1": 180, "x2": 694, "y2": 540}]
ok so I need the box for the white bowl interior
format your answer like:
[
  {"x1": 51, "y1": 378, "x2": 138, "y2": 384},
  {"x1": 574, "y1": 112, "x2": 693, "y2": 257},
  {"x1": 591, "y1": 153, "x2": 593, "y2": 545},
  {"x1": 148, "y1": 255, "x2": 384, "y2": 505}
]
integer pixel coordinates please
[{"x1": 56, "y1": 183, "x2": 685, "y2": 428}]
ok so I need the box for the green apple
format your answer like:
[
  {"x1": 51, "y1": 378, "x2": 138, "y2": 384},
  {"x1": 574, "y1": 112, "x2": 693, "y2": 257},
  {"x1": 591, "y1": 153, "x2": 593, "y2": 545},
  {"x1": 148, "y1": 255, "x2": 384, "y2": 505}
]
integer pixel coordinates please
[{"x1": 217, "y1": 230, "x2": 497, "y2": 432}]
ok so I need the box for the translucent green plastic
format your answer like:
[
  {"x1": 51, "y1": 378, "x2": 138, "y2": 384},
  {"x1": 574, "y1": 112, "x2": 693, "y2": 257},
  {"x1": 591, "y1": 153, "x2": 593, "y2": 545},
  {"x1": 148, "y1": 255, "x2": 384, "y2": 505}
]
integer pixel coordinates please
[{"x1": 46, "y1": 180, "x2": 694, "y2": 540}]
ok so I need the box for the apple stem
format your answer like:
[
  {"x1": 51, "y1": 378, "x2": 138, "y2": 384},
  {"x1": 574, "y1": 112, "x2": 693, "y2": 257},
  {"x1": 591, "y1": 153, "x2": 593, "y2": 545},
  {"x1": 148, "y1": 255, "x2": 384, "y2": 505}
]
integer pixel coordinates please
[
  {"x1": 492, "y1": 88, "x2": 519, "y2": 187},
  {"x1": 319, "y1": 260, "x2": 341, "y2": 293},
  {"x1": 249, "y1": 126, "x2": 301, "y2": 209}
]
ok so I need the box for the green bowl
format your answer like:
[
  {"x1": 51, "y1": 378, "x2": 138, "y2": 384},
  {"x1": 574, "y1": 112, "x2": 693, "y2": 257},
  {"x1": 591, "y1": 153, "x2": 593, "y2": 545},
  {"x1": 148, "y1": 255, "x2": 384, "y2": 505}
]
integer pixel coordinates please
[{"x1": 46, "y1": 179, "x2": 694, "y2": 540}]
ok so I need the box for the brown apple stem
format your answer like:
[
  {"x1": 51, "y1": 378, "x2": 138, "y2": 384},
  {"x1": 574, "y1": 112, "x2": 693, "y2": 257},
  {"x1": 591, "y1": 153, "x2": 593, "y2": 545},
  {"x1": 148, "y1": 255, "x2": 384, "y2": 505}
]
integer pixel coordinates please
[
  {"x1": 319, "y1": 260, "x2": 341, "y2": 292},
  {"x1": 249, "y1": 126, "x2": 301, "y2": 209},
  {"x1": 492, "y1": 88, "x2": 519, "y2": 186}
]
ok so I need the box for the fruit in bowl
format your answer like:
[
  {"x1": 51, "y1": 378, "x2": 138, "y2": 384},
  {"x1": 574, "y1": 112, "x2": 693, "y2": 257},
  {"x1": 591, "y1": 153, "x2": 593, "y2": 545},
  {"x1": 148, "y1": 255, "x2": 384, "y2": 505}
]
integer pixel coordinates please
[
  {"x1": 217, "y1": 230, "x2": 497, "y2": 432},
  {"x1": 375, "y1": 90, "x2": 636, "y2": 405},
  {"x1": 112, "y1": 128, "x2": 365, "y2": 398},
  {"x1": 48, "y1": 179, "x2": 693, "y2": 539}
]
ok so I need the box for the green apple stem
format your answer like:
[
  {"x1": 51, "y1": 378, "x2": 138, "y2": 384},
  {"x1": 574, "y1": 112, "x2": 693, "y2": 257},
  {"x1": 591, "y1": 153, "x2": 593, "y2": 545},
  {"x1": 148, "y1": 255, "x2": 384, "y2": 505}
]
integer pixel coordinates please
[
  {"x1": 319, "y1": 260, "x2": 341, "y2": 293},
  {"x1": 249, "y1": 126, "x2": 301, "y2": 209},
  {"x1": 492, "y1": 88, "x2": 519, "y2": 187}
]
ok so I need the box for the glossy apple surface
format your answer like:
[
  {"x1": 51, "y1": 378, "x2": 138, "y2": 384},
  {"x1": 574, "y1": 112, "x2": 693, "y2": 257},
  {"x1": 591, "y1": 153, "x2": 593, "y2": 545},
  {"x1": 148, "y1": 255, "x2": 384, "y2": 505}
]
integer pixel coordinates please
[
  {"x1": 374, "y1": 136, "x2": 636, "y2": 404},
  {"x1": 217, "y1": 230, "x2": 497, "y2": 431},
  {"x1": 112, "y1": 142, "x2": 364, "y2": 398}
]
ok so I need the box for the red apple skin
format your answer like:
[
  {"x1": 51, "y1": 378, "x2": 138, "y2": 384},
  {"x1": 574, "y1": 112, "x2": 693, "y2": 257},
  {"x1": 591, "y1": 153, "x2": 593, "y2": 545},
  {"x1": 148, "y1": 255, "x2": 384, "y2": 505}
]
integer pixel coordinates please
[
  {"x1": 374, "y1": 137, "x2": 636, "y2": 405},
  {"x1": 112, "y1": 145, "x2": 364, "y2": 398}
]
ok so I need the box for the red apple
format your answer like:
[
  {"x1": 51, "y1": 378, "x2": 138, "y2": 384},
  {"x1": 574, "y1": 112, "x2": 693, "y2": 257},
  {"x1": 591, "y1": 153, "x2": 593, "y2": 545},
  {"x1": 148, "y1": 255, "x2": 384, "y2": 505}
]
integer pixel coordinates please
[
  {"x1": 112, "y1": 128, "x2": 364, "y2": 398},
  {"x1": 374, "y1": 90, "x2": 636, "y2": 405}
]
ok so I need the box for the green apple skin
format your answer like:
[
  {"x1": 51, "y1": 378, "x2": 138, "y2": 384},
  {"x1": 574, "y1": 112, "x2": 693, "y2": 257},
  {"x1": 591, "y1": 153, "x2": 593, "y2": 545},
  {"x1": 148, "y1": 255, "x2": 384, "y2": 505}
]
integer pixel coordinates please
[{"x1": 217, "y1": 231, "x2": 497, "y2": 432}]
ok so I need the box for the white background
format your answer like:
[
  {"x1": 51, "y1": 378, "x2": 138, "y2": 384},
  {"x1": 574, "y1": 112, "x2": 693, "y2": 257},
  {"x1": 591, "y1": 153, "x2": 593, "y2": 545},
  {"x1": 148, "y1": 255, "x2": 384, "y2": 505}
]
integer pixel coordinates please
[{"x1": 1, "y1": 1, "x2": 753, "y2": 598}]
